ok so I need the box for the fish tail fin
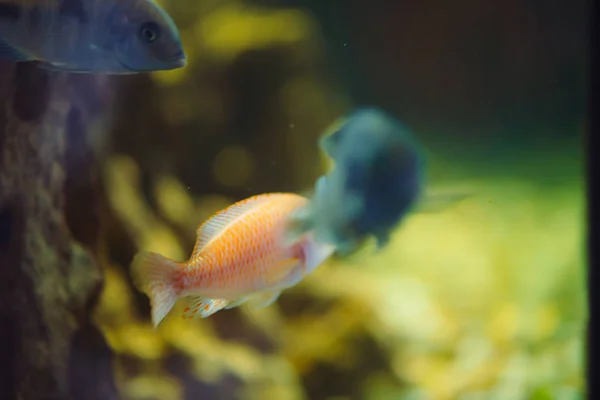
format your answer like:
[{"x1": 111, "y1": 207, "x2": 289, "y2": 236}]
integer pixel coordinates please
[{"x1": 131, "y1": 251, "x2": 182, "y2": 328}]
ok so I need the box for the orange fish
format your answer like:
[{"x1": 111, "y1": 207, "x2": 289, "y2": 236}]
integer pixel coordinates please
[{"x1": 131, "y1": 192, "x2": 335, "y2": 327}]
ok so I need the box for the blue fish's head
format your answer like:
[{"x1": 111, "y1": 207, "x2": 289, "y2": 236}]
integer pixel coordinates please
[{"x1": 103, "y1": 0, "x2": 186, "y2": 72}]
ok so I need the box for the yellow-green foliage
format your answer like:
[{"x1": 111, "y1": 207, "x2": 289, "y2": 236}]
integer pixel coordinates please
[{"x1": 96, "y1": 152, "x2": 584, "y2": 400}]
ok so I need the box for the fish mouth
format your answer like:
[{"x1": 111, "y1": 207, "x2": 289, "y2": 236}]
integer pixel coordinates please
[
  {"x1": 166, "y1": 51, "x2": 187, "y2": 69},
  {"x1": 169, "y1": 50, "x2": 185, "y2": 61},
  {"x1": 168, "y1": 55, "x2": 187, "y2": 69},
  {"x1": 116, "y1": 56, "x2": 186, "y2": 73}
]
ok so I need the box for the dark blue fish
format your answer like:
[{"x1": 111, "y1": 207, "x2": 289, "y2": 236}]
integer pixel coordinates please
[
  {"x1": 288, "y1": 107, "x2": 464, "y2": 256},
  {"x1": 0, "y1": 0, "x2": 186, "y2": 73}
]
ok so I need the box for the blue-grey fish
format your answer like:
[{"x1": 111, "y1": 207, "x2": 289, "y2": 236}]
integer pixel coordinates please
[
  {"x1": 287, "y1": 107, "x2": 466, "y2": 256},
  {"x1": 0, "y1": 0, "x2": 186, "y2": 73}
]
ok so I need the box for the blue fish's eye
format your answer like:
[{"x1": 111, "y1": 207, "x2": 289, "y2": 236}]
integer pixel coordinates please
[{"x1": 139, "y1": 21, "x2": 161, "y2": 43}]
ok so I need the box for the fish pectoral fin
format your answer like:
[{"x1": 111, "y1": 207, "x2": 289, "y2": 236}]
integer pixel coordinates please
[
  {"x1": 0, "y1": 38, "x2": 35, "y2": 62},
  {"x1": 248, "y1": 290, "x2": 282, "y2": 310},
  {"x1": 299, "y1": 238, "x2": 335, "y2": 273},
  {"x1": 181, "y1": 296, "x2": 228, "y2": 319},
  {"x1": 37, "y1": 61, "x2": 136, "y2": 74},
  {"x1": 262, "y1": 258, "x2": 301, "y2": 287}
]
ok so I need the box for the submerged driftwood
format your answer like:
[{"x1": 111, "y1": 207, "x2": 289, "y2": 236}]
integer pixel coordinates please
[{"x1": 0, "y1": 61, "x2": 119, "y2": 400}]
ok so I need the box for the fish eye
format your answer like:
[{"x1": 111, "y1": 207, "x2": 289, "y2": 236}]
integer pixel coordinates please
[{"x1": 139, "y1": 21, "x2": 161, "y2": 43}]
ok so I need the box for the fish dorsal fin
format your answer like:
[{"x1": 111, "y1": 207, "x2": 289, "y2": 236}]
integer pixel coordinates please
[{"x1": 190, "y1": 194, "x2": 277, "y2": 259}]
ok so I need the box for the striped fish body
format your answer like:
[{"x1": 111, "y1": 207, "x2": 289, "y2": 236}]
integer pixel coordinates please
[
  {"x1": 132, "y1": 193, "x2": 335, "y2": 327},
  {"x1": 180, "y1": 193, "x2": 311, "y2": 299}
]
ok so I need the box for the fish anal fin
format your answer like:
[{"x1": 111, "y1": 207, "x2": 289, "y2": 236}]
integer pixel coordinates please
[{"x1": 181, "y1": 296, "x2": 228, "y2": 319}]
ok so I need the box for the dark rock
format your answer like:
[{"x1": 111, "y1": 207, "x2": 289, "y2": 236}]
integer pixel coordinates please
[{"x1": 0, "y1": 63, "x2": 119, "y2": 400}]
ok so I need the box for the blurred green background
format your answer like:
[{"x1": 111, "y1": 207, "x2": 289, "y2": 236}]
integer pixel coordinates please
[{"x1": 90, "y1": 0, "x2": 586, "y2": 399}]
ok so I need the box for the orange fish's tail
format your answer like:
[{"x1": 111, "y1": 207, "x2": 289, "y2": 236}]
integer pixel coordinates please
[{"x1": 131, "y1": 251, "x2": 182, "y2": 328}]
